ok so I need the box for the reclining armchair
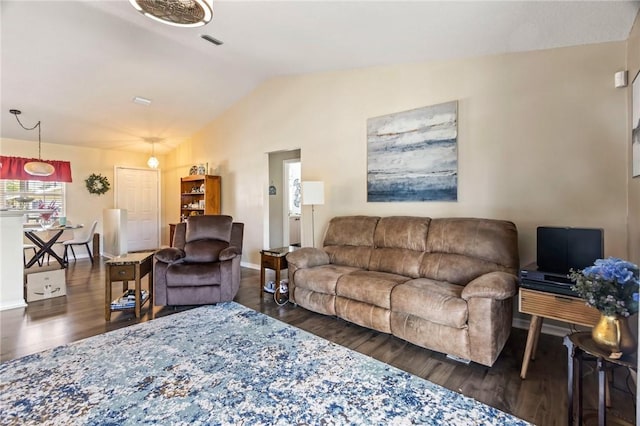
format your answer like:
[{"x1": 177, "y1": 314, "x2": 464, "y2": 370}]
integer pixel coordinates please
[{"x1": 154, "y1": 215, "x2": 244, "y2": 306}]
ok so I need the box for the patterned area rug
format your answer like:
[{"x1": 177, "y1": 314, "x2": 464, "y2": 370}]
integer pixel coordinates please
[{"x1": 0, "y1": 303, "x2": 530, "y2": 425}]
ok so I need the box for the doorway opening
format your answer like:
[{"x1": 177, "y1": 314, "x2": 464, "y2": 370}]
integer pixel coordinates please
[{"x1": 268, "y1": 149, "x2": 300, "y2": 249}]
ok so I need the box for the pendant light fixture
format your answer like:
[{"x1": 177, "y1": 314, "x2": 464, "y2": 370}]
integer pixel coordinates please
[
  {"x1": 145, "y1": 137, "x2": 160, "y2": 169},
  {"x1": 9, "y1": 109, "x2": 55, "y2": 177},
  {"x1": 129, "y1": 0, "x2": 214, "y2": 28}
]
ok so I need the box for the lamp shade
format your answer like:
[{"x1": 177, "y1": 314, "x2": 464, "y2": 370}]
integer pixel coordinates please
[
  {"x1": 24, "y1": 161, "x2": 55, "y2": 176},
  {"x1": 302, "y1": 181, "x2": 324, "y2": 205},
  {"x1": 129, "y1": 0, "x2": 213, "y2": 27}
]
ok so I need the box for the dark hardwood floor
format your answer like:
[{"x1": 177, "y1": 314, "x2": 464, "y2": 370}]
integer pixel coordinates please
[{"x1": 1, "y1": 259, "x2": 636, "y2": 425}]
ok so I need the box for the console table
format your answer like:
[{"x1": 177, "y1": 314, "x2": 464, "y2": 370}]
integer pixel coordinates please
[
  {"x1": 105, "y1": 251, "x2": 154, "y2": 321},
  {"x1": 519, "y1": 287, "x2": 600, "y2": 379}
]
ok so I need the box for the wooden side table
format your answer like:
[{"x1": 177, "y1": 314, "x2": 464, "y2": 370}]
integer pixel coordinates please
[
  {"x1": 564, "y1": 332, "x2": 637, "y2": 426},
  {"x1": 105, "y1": 251, "x2": 154, "y2": 321},
  {"x1": 519, "y1": 288, "x2": 600, "y2": 379},
  {"x1": 260, "y1": 247, "x2": 297, "y2": 298}
]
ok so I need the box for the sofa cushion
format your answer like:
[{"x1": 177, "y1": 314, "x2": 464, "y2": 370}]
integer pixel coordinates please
[
  {"x1": 324, "y1": 246, "x2": 373, "y2": 270},
  {"x1": 390, "y1": 311, "x2": 471, "y2": 361},
  {"x1": 419, "y1": 253, "x2": 508, "y2": 286},
  {"x1": 185, "y1": 215, "x2": 233, "y2": 243},
  {"x1": 369, "y1": 248, "x2": 424, "y2": 278},
  {"x1": 336, "y1": 297, "x2": 391, "y2": 333},
  {"x1": 323, "y1": 216, "x2": 380, "y2": 247},
  {"x1": 336, "y1": 270, "x2": 408, "y2": 309},
  {"x1": 294, "y1": 264, "x2": 361, "y2": 295},
  {"x1": 184, "y1": 240, "x2": 229, "y2": 263},
  {"x1": 391, "y1": 278, "x2": 468, "y2": 329},
  {"x1": 166, "y1": 263, "x2": 221, "y2": 287},
  {"x1": 425, "y1": 218, "x2": 519, "y2": 273},
  {"x1": 373, "y1": 216, "x2": 430, "y2": 251},
  {"x1": 294, "y1": 287, "x2": 336, "y2": 316}
]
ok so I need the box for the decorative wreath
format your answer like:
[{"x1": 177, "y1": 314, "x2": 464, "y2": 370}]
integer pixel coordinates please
[{"x1": 85, "y1": 173, "x2": 111, "y2": 195}]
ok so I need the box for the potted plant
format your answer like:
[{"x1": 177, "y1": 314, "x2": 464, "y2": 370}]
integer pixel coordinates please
[
  {"x1": 36, "y1": 200, "x2": 60, "y2": 229},
  {"x1": 570, "y1": 257, "x2": 639, "y2": 357}
]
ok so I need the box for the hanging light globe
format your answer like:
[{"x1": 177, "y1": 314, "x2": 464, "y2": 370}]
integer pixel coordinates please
[{"x1": 147, "y1": 156, "x2": 159, "y2": 169}]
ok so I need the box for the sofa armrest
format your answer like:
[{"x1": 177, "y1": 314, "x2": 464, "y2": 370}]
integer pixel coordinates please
[
  {"x1": 219, "y1": 246, "x2": 240, "y2": 261},
  {"x1": 155, "y1": 247, "x2": 185, "y2": 264},
  {"x1": 461, "y1": 271, "x2": 518, "y2": 301},
  {"x1": 286, "y1": 247, "x2": 330, "y2": 269}
]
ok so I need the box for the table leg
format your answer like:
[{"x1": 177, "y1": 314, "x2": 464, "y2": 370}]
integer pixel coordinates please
[
  {"x1": 260, "y1": 262, "x2": 265, "y2": 298},
  {"x1": 105, "y1": 266, "x2": 112, "y2": 321},
  {"x1": 520, "y1": 315, "x2": 543, "y2": 379},
  {"x1": 24, "y1": 229, "x2": 65, "y2": 268},
  {"x1": 148, "y1": 258, "x2": 154, "y2": 318},
  {"x1": 577, "y1": 350, "x2": 584, "y2": 426},
  {"x1": 597, "y1": 358, "x2": 606, "y2": 426},
  {"x1": 135, "y1": 262, "x2": 141, "y2": 319},
  {"x1": 530, "y1": 317, "x2": 543, "y2": 361},
  {"x1": 565, "y1": 336, "x2": 575, "y2": 425},
  {"x1": 275, "y1": 268, "x2": 281, "y2": 290}
]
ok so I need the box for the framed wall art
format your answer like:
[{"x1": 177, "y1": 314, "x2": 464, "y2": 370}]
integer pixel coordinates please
[
  {"x1": 633, "y1": 70, "x2": 639, "y2": 178},
  {"x1": 367, "y1": 101, "x2": 458, "y2": 202}
]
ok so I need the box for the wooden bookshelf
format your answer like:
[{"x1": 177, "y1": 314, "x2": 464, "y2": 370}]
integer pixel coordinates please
[{"x1": 180, "y1": 175, "x2": 221, "y2": 221}]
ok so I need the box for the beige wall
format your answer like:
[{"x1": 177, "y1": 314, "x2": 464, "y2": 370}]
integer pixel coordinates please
[
  {"x1": 0, "y1": 138, "x2": 162, "y2": 253},
  {"x1": 164, "y1": 41, "x2": 629, "y2": 268},
  {"x1": 628, "y1": 12, "x2": 640, "y2": 266}
]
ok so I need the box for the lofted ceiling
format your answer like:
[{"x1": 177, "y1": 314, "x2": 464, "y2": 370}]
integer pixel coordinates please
[{"x1": 1, "y1": 0, "x2": 638, "y2": 155}]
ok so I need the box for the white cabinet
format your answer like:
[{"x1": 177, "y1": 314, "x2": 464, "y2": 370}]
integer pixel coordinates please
[
  {"x1": 103, "y1": 209, "x2": 128, "y2": 257},
  {"x1": 0, "y1": 211, "x2": 27, "y2": 310},
  {"x1": 289, "y1": 215, "x2": 301, "y2": 246}
]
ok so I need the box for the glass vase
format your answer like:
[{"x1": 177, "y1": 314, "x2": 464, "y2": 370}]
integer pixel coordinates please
[
  {"x1": 591, "y1": 314, "x2": 637, "y2": 358},
  {"x1": 39, "y1": 215, "x2": 54, "y2": 230}
]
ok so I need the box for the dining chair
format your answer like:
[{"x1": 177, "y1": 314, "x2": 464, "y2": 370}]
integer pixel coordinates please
[{"x1": 63, "y1": 221, "x2": 98, "y2": 264}]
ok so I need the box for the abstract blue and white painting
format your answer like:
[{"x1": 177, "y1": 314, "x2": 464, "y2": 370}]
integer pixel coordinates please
[{"x1": 367, "y1": 101, "x2": 458, "y2": 202}]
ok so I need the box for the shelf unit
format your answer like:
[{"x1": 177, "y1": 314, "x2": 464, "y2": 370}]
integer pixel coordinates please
[{"x1": 180, "y1": 175, "x2": 221, "y2": 221}]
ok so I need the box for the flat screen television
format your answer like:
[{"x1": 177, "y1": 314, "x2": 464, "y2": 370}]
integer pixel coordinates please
[{"x1": 537, "y1": 226, "x2": 604, "y2": 274}]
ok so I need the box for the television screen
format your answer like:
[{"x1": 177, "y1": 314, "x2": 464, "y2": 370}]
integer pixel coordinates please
[{"x1": 537, "y1": 227, "x2": 603, "y2": 274}]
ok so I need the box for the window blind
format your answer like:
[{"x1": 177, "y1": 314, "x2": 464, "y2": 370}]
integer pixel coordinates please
[{"x1": 0, "y1": 179, "x2": 66, "y2": 222}]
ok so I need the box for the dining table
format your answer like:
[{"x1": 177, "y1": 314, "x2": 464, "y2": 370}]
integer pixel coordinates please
[{"x1": 23, "y1": 224, "x2": 83, "y2": 269}]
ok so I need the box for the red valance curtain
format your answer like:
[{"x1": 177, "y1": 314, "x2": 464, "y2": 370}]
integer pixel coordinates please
[{"x1": 0, "y1": 156, "x2": 73, "y2": 182}]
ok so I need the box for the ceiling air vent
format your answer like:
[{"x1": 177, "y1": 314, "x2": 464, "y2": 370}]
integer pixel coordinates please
[{"x1": 201, "y1": 35, "x2": 223, "y2": 46}]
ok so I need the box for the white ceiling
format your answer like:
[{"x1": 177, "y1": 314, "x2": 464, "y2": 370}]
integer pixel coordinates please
[{"x1": 1, "y1": 0, "x2": 638, "y2": 155}]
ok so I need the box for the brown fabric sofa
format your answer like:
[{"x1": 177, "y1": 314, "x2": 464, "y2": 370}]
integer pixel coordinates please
[
  {"x1": 286, "y1": 216, "x2": 519, "y2": 366},
  {"x1": 154, "y1": 215, "x2": 244, "y2": 306}
]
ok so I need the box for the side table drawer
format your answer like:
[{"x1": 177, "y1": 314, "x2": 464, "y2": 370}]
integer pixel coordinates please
[
  {"x1": 519, "y1": 288, "x2": 600, "y2": 327},
  {"x1": 109, "y1": 264, "x2": 136, "y2": 281},
  {"x1": 261, "y1": 255, "x2": 286, "y2": 270}
]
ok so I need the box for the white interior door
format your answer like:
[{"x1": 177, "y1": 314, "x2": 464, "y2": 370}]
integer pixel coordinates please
[
  {"x1": 282, "y1": 159, "x2": 301, "y2": 246},
  {"x1": 115, "y1": 167, "x2": 160, "y2": 251}
]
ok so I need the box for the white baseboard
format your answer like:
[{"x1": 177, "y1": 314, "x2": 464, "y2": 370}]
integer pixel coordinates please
[
  {"x1": 242, "y1": 261, "x2": 260, "y2": 270},
  {"x1": 0, "y1": 299, "x2": 27, "y2": 311}
]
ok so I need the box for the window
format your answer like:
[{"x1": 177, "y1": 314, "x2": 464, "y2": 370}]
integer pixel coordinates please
[{"x1": 0, "y1": 179, "x2": 65, "y2": 222}]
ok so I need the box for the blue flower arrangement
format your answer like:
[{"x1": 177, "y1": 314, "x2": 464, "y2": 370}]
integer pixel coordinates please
[{"x1": 569, "y1": 257, "x2": 639, "y2": 317}]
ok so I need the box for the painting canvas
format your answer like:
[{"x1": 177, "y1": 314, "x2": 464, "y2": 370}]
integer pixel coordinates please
[
  {"x1": 367, "y1": 101, "x2": 458, "y2": 202},
  {"x1": 633, "y1": 71, "x2": 640, "y2": 178}
]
